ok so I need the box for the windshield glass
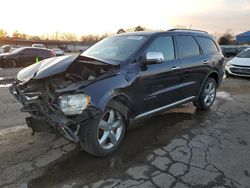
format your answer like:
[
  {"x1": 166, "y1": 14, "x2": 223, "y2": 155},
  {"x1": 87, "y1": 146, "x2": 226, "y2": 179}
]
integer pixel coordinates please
[
  {"x1": 237, "y1": 49, "x2": 250, "y2": 58},
  {"x1": 82, "y1": 35, "x2": 147, "y2": 62}
]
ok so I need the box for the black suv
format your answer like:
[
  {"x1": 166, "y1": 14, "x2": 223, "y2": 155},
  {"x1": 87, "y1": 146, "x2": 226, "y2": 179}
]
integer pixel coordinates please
[
  {"x1": 0, "y1": 47, "x2": 55, "y2": 68},
  {"x1": 10, "y1": 30, "x2": 224, "y2": 157}
]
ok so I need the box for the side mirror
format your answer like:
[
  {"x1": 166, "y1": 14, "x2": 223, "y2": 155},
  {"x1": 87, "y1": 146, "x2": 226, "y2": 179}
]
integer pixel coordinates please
[{"x1": 143, "y1": 52, "x2": 164, "y2": 65}]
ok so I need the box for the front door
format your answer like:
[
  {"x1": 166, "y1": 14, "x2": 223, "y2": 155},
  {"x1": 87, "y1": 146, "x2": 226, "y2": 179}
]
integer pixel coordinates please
[{"x1": 133, "y1": 35, "x2": 183, "y2": 115}]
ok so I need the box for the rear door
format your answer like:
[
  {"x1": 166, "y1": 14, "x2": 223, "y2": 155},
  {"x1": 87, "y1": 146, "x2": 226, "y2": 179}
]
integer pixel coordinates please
[
  {"x1": 17, "y1": 49, "x2": 33, "y2": 66},
  {"x1": 133, "y1": 35, "x2": 183, "y2": 115},
  {"x1": 196, "y1": 36, "x2": 222, "y2": 76},
  {"x1": 176, "y1": 35, "x2": 208, "y2": 98},
  {"x1": 22, "y1": 49, "x2": 37, "y2": 65}
]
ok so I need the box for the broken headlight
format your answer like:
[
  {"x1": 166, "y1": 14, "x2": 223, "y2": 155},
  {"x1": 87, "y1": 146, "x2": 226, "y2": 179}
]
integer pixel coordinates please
[{"x1": 58, "y1": 94, "x2": 91, "y2": 115}]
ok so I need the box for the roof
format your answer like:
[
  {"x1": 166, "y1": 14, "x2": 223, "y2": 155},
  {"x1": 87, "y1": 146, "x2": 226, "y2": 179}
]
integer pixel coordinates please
[
  {"x1": 117, "y1": 30, "x2": 210, "y2": 37},
  {"x1": 236, "y1": 30, "x2": 250, "y2": 37},
  {"x1": 236, "y1": 30, "x2": 250, "y2": 44},
  {"x1": 20, "y1": 47, "x2": 51, "y2": 50}
]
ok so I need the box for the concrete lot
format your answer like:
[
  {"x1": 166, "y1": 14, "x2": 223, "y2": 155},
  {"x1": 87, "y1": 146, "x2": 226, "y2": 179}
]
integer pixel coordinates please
[{"x1": 0, "y1": 67, "x2": 250, "y2": 188}]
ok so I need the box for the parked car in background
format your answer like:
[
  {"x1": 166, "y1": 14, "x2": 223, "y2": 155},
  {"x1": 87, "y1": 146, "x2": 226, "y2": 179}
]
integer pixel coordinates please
[
  {"x1": 220, "y1": 46, "x2": 240, "y2": 57},
  {"x1": 0, "y1": 47, "x2": 55, "y2": 68},
  {"x1": 32, "y1": 44, "x2": 46, "y2": 48},
  {"x1": 220, "y1": 45, "x2": 250, "y2": 58},
  {"x1": 10, "y1": 30, "x2": 224, "y2": 157},
  {"x1": 59, "y1": 46, "x2": 71, "y2": 53},
  {"x1": 51, "y1": 48, "x2": 65, "y2": 56},
  {"x1": 226, "y1": 48, "x2": 250, "y2": 77},
  {"x1": 0, "y1": 45, "x2": 11, "y2": 53}
]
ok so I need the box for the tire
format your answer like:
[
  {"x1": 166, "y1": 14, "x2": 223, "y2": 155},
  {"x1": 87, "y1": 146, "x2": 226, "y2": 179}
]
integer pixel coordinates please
[
  {"x1": 5, "y1": 59, "x2": 16, "y2": 68},
  {"x1": 79, "y1": 102, "x2": 127, "y2": 157},
  {"x1": 193, "y1": 77, "x2": 217, "y2": 110}
]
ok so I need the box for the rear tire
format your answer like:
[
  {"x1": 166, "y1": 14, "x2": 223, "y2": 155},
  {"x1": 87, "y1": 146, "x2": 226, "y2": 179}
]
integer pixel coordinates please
[
  {"x1": 79, "y1": 102, "x2": 127, "y2": 157},
  {"x1": 5, "y1": 59, "x2": 16, "y2": 68},
  {"x1": 193, "y1": 77, "x2": 217, "y2": 110}
]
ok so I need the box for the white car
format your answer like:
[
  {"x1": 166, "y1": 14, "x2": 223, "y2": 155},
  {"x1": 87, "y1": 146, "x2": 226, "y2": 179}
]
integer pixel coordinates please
[
  {"x1": 51, "y1": 48, "x2": 65, "y2": 56},
  {"x1": 226, "y1": 48, "x2": 250, "y2": 77}
]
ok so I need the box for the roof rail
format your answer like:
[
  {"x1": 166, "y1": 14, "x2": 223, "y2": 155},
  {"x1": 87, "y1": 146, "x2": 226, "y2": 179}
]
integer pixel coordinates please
[{"x1": 167, "y1": 28, "x2": 208, "y2": 34}]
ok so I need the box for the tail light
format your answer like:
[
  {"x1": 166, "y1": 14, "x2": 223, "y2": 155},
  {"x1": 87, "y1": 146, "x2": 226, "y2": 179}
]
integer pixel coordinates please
[{"x1": 50, "y1": 51, "x2": 56, "y2": 57}]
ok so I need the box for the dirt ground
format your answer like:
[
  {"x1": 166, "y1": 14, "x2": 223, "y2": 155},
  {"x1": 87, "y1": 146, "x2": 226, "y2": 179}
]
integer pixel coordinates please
[{"x1": 0, "y1": 67, "x2": 250, "y2": 188}]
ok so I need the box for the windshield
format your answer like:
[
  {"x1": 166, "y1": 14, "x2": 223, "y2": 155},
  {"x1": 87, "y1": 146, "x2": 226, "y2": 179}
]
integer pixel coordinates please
[
  {"x1": 237, "y1": 49, "x2": 250, "y2": 58},
  {"x1": 82, "y1": 35, "x2": 147, "y2": 62}
]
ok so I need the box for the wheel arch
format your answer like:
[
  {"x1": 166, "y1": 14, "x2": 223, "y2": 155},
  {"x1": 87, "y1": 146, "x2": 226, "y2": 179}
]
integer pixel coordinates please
[
  {"x1": 103, "y1": 93, "x2": 135, "y2": 124},
  {"x1": 197, "y1": 71, "x2": 219, "y2": 98},
  {"x1": 4, "y1": 58, "x2": 16, "y2": 68}
]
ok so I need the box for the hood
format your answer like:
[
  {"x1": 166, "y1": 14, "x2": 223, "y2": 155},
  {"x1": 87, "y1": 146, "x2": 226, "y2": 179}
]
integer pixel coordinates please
[
  {"x1": 229, "y1": 57, "x2": 250, "y2": 66},
  {"x1": 17, "y1": 55, "x2": 78, "y2": 82},
  {"x1": 0, "y1": 52, "x2": 10, "y2": 57}
]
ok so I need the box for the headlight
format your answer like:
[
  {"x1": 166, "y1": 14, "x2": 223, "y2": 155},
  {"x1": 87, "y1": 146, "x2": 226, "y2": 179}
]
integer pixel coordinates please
[
  {"x1": 226, "y1": 63, "x2": 232, "y2": 67},
  {"x1": 58, "y1": 94, "x2": 91, "y2": 115}
]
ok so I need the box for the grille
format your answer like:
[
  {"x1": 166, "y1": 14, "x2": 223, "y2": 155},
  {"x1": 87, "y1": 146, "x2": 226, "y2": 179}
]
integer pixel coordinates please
[{"x1": 230, "y1": 68, "x2": 250, "y2": 75}]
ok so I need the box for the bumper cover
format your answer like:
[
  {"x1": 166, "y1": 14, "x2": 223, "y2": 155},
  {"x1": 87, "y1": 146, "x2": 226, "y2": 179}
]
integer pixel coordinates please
[
  {"x1": 9, "y1": 83, "x2": 97, "y2": 142},
  {"x1": 226, "y1": 65, "x2": 250, "y2": 77}
]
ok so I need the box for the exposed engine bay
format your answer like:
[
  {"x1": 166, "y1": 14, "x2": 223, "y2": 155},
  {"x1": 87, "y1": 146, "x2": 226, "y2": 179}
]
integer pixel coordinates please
[{"x1": 10, "y1": 56, "x2": 115, "y2": 142}]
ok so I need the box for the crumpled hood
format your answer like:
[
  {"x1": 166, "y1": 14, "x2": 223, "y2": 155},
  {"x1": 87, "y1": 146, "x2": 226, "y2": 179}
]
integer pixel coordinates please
[{"x1": 17, "y1": 55, "x2": 78, "y2": 82}]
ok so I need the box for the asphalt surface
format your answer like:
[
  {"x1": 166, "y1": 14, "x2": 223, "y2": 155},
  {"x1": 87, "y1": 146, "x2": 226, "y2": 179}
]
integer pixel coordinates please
[{"x1": 0, "y1": 67, "x2": 250, "y2": 188}]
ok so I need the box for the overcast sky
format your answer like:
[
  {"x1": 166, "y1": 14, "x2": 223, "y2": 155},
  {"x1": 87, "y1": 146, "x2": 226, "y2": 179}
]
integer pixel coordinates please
[{"x1": 0, "y1": 0, "x2": 249, "y2": 36}]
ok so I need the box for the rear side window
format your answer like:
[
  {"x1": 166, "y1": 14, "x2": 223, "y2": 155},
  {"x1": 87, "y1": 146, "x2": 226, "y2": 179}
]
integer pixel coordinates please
[
  {"x1": 177, "y1": 36, "x2": 200, "y2": 59},
  {"x1": 41, "y1": 50, "x2": 50, "y2": 56},
  {"x1": 146, "y1": 36, "x2": 175, "y2": 61},
  {"x1": 198, "y1": 37, "x2": 219, "y2": 54},
  {"x1": 23, "y1": 49, "x2": 35, "y2": 55}
]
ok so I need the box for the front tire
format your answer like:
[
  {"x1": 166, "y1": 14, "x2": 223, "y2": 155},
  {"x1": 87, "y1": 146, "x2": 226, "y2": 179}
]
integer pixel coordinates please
[
  {"x1": 79, "y1": 104, "x2": 126, "y2": 157},
  {"x1": 193, "y1": 77, "x2": 217, "y2": 110}
]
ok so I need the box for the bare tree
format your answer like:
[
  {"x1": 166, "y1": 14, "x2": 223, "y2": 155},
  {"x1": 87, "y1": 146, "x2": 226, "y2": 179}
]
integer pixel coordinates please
[
  {"x1": 0, "y1": 29, "x2": 7, "y2": 39},
  {"x1": 12, "y1": 30, "x2": 26, "y2": 39},
  {"x1": 61, "y1": 32, "x2": 78, "y2": 41},
  {"x1": 117, "y1": 28, "x2": 125, "y2": 34},
  {"x1": 218, "y1": 32, "x2": 236, "y2": 45},
  {"x1": 134, "y1": 26, "x2": 145, "y2": 31}
]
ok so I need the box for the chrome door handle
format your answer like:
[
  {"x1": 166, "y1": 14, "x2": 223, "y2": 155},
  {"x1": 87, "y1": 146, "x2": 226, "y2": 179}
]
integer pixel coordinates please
[
  {"x1": 203, "y1": 60, "x2": 210, "y2": 64},
  {"x1": 171, "y1": 66, "x2": 180, "y2": 70}
]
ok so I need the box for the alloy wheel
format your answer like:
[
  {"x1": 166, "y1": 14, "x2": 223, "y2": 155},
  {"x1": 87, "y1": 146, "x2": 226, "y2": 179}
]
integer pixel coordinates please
[
  {"x1": 97, "y1": 109, "x2": 124, "y2": 150},
  {"x1": 204, "y1": 82, "x2": 216, "y2": 106}
]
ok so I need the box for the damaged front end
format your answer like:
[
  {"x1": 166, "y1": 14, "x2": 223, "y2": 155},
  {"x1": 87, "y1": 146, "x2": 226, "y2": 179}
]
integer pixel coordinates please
[{"x1": 9, "y1": 55, "x2": 115, "y2": 142}]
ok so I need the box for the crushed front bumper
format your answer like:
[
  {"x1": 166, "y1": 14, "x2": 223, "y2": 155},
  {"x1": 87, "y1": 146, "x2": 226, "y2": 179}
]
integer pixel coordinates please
[{"x1": 9, "y1": 83, "x2": 98, "y2": 142}]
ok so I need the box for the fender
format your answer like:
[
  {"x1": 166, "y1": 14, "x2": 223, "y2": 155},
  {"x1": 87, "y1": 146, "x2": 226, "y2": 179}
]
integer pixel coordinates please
[
  {"x1": 80, "y1": 73, "x2": 132, "y2": 111},
  {"x1": 197, "y1": 70, "x2": 220, "y2": 98}
]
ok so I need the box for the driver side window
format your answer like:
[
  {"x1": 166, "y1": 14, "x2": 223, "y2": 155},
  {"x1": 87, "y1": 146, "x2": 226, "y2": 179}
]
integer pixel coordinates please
[{"x1": 146, "y1": 36, "x2": 175, "y2": 61}]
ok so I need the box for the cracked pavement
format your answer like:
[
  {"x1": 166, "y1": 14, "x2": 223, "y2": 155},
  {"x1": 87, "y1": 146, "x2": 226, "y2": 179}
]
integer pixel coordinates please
[{"x1": 0, "y1": 67, "x2": 250, "y2": 188}]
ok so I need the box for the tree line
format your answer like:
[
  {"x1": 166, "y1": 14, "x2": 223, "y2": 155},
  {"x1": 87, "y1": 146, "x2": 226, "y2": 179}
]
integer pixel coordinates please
[
  {"x1": 0, "y1": 26, "x2": 238, "y2": 45},
  {"x1": 0, "y1": 26, "x2": 146, "y2": 44}
]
